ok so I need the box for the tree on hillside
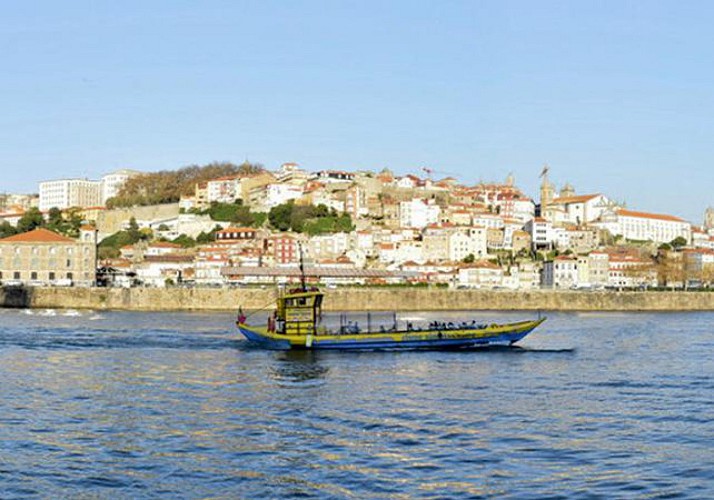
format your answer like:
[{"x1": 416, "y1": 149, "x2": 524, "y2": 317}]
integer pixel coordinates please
[
  {"x1": 268, "y1": 201, "x2": 294, "y2": 231},
  {"x1": 670, "y1": 236, "x2": 688, "y2": 249},
  {"x1": 268, "y1": 202, "x2": 353, "y2": 235},
  {"x1": 107, "y1": 161, "x2": 266, "y2": 208},
  {"x1": 17, "y1": 207, "x2": 44, "y2": 233},
  {"x1": 0, "y1": 221, "x2": 17, "y2": 239}
]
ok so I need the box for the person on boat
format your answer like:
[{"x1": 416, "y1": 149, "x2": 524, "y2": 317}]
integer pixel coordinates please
[
  {"x1": 237, "y1": 307, "x2": 247, "y2": 325},
  {"x1": 267, "y1": 311, "x2": 276, "y2": 332}
]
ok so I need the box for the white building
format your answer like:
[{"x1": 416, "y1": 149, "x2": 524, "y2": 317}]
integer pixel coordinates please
[
  {"x1": 547, "y1": 193, "x2": 611, "y2": 225},
  {"x1": 101, "y1": 169, "x2": 141, "y2": 204},
  {"x1": 307, "y1": 233, "x2": 350, "y2": 261},
  {"x1": 448, "y1": 227, "x2": 487, "y2": 262},
  {"x1": 39, "y1": 179, "x2": 102, "y2": 212},
  {"x1": 542, "y1": 256, "x2": 580, "y2": 289},
  {"x1": 524, "y1": 217, "x2": 556, "y2": 250},
  {"x1": 458, "y1": 261, "x2": 504, "y2": 289},
  {"x1": 587, "y1": 251, "x2": 610, "y2": 287},
  {"x1": 206, "y1": 176, "x2": 241, "y2": 204},
  {"x1": 250, "y1": 183, "x2": 304, "y2": 210},
  {"x1": 399, "y1": 199, "x2": 440, "y2": 229},
  {"x1": 595, "y1": 209, "x2": 691, "y2": 245},
  {"x1": 607, "y1": 255, "x2": 657, "y2": 289}
]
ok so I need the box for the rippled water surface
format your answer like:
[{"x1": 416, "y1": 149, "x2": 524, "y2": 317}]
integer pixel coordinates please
[{"x1": 0, "y1": 308, "x2": 713, "y2": 499}]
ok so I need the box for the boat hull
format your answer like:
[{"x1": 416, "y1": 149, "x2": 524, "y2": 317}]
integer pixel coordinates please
[{"x1": 237, "y1": 318, "x2": 545, "y2": 351}]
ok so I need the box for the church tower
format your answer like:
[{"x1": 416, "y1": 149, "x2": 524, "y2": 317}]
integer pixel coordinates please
[
  {"x1": 539, "y1": 164, "x2": 555, "y2": 218},
  {"x1": 705, "y1": 207, "x2": 714, "y2": 230}
]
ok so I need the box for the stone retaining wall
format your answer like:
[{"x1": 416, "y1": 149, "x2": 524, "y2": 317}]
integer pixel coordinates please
[{"x1": 2, "y1": 287, "x2": 713, "y2": 312}]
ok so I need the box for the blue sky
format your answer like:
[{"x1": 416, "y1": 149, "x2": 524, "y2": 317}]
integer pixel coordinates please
[{"x1": 2, "y1": 1, "x2": 712, "y2": 222}]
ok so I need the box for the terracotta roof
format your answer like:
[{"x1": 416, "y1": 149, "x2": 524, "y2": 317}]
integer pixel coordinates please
[
  {"x1": 143, "y1": 255, "x2": 194, "y2": 263},
  {"x1": 209, "y1": 175, "x2": 239, "y2": 182},
  {"x1": 0, "y1": 228, "x2": 74, "y2": 243},
  {"x1": 552, "y1": 193, "x2": 601, "y2": 204},
  {"x1": 617, "y1": 209, "x2": 686, "y2": 223},
  {"x1": 150, "y1": 241, "x2": 182, "y2": 248},
  {"x1": 216, "y1": 227, "x2": 257, "y2": 234}
]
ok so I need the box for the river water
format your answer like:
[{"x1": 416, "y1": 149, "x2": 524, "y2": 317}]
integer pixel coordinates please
[{"x1": 0, "y1": 308, "x2": 712, "y2": 499}]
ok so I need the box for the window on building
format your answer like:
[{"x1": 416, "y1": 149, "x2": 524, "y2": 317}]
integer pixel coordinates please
[
  {"x1": 66, "y1": 259, "x2": 72, "y2": 268},
  {"x1": 13, "y1": 271, "x2": 20, "y2": 280},
  {"x1": 30, "y1": 271, "x2": 38, "y2": 280},
  {"x1": 49, "y1": 272, "x2": 55, "y2": 281},
  {"x1": 66, "y1": 272, "x2": 73, "y2": 280}
]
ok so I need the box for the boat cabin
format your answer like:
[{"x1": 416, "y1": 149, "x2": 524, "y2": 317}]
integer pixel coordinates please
[{"x1": 276, "y1": 288, "x2": 323, "y2": 335}]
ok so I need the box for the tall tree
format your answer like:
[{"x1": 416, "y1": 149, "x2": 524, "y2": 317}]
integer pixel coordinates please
[{"x1": 17, "y1": 207, "x2": 44, "y2": 233}]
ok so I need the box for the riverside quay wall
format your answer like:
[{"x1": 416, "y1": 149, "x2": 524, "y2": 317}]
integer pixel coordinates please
[{"x1": 2, "y1": 286, "x2": 714, "y2": 312}]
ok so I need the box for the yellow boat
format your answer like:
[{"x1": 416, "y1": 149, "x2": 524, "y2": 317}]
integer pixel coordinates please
[{"x1": 237, "y1": 286, "x2": 545, "y2": 350}]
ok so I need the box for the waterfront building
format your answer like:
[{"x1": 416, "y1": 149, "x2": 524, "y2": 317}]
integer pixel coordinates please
[
  {"x1": 101, "y1": 169, "x2": 141, "y2": 204},
  {"x1": 683, "y1": 249, "x2": 714, "y2": 286},
  {"x1": 135, "y1": 254, "x2": 194, "y2": 287},
  {"x1": 457, "y1": 261, "x2": 504, "y2": 289},
  {"x1": 194, "y1": 246, "x2": 230, "y2": 285},
  {"x1": 587, "y1": 251, "x2": 610, "y2": 287},
  {"x1": 39, "y1": 178, "x2": 102, "y2": 212},
  {"x1": 0, "y1": 227, "x2": 97, "y2": 286},
  {"x1": 594, "y1": 209, "x2": 691, "y2": 245},
  {"x1": 608, "y1": 254, "x2": 657, "y2": 289},
  {"x1": 542, "y1": 256, "x2": 579, "y2": 289}
]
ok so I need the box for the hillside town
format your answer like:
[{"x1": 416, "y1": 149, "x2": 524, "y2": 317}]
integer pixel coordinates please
[{"x1": 1, "y1": 163, "x2": 713, "y2": 291}]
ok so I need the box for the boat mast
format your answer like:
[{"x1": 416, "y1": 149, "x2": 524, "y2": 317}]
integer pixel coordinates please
[{"x1": 298, "y1": 242, "x2": 307, "y2": 292}]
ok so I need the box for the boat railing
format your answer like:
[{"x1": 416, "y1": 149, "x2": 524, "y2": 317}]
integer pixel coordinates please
[{"x1": 318, "y1": 312, "x2": 492, "y2": 336}]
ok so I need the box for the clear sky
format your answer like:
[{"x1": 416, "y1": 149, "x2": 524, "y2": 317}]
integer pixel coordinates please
[{"x1": 2, "y1": 1, "x2": 712, "y2": 222}]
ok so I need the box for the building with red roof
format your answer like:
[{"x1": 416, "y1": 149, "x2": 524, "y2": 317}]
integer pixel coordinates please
[{"x1": 0, "y1": 228, "x2": 97, "y2": 286}]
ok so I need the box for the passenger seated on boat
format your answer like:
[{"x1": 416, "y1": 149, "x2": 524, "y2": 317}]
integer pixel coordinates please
[
  {"x1": 447, "y1": 322, "x2": 454, "y2": 329},
  {"x1": 380, "y1": 325, "x2": 386, "y2": 333}
]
